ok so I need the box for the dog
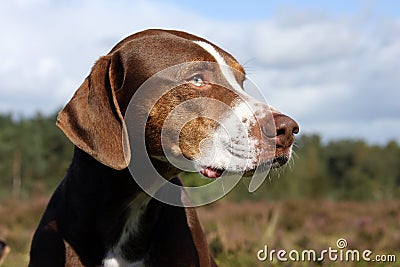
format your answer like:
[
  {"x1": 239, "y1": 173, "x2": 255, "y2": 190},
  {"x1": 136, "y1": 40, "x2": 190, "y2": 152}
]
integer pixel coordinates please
[
  {"x1": 29, "y1": 29, "x2": 299, "y2": 267},
  {"x1": 0, "y1": 240, "x2": 10, "y2": 266}
]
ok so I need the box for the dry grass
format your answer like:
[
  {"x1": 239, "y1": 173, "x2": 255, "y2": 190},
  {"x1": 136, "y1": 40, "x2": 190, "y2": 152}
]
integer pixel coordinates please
[
  {"x1": 0, "y1": 196, "x2": 399, "y2": 266},
  {"x1": 197, "y1": 200, "x2": 400, "y2": 266},
  {"x1": 0, "y1": 195, "x2": 48, "y2": 266}
]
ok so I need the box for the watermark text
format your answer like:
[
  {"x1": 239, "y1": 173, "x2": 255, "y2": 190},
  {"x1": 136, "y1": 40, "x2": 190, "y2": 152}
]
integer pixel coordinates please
[{"x1": 257, "y1": 238, "x2": 396, "y2": 263}]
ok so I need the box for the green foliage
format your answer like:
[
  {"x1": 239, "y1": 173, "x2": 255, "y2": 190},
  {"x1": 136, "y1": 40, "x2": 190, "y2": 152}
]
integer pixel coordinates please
[
  {"x1": 225, "y1": 134, "x2": 400, "y2": 201},
  {"x1": 0, "y1": 112, "x2": 399, "y2": 201},
  {"x1": 0, "y1": 112, "x2": 73, "y2": 199}
]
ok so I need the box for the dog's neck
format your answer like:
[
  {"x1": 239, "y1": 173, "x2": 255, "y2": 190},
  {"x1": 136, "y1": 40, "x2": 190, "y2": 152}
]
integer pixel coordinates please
[
  {"x1": 67, "y1": 147, "x2": 193, "y2": 265},
  {"x1": 103, "y1": 192, "x2": 153, "y2": 266}
]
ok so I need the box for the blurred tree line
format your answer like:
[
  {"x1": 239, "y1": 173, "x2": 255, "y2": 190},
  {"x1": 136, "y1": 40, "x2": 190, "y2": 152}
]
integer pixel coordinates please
[
  {"x1": 0, "y1": 112, "x2": 72, "y2": 199},
  {"x1": 235, "y1": 134, "x2": 400, "y2": 201},
  {"x1": 0, "y1": 112, "x2": 399, "y2": 201}
]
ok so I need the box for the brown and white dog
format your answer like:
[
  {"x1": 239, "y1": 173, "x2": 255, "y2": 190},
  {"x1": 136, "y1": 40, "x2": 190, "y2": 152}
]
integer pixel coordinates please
[{"x1": 29, "y1": 29, "x2": 298, "y2": 267}]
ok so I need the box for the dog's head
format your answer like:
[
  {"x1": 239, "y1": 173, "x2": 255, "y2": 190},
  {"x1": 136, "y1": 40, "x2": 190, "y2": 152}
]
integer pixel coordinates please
[{"x1": 57, "y1": 29, "x2": 299, "y2": 179}]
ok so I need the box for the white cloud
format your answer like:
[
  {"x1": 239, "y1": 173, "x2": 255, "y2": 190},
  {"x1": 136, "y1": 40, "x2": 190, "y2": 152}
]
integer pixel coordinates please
[{"x1": 0, "y1": 0, "x2": 399, "y2": 143}]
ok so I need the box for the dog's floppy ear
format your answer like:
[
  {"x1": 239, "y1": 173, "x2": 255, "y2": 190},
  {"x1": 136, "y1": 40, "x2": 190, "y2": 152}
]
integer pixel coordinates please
[{"x1": 57, "y1": 53, "x2": 130, "y2": 170}]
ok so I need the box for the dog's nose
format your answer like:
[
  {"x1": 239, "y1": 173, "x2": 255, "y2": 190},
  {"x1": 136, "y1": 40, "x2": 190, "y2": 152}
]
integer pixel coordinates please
[{"x1": 273, "y1": 113, "x2": 299, "y2": 148}]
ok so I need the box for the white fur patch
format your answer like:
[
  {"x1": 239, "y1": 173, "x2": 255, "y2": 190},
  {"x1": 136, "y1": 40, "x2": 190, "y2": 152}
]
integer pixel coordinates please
[
  {"x1": 197, "y1": 99, "x2": 261, "y2": 172},
  {"x1": 192, "y1": 40, "x2": 271, "y2": 172},
  {"x1": 102, "y1": 193, "x2": 151, "y2": 267},
  {"x1": 103, "y1": 253, "x2": 144, "y2": 267},
  {"x1": 193, "y1": 41, "x2": 243, "y2": 93}
]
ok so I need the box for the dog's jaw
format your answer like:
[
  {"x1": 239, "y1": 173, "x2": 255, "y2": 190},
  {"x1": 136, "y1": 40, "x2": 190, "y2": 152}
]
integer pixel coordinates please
[
  {"x1": 195, "y1": 100, "x2": 266, "y2": 176},
  {"x1": 191, "y1": 41, "x2": 282, "y2": 178}
]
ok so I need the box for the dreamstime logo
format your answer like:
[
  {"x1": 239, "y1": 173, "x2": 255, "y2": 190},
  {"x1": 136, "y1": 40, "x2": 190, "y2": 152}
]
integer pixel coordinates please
[
  {"x1": 257, "y1": 238, "x2": 397, "y2": 263},
  {"x1": 336, "y1": 238, "x2": 348, "y2": 249},
  {"x1": 122, "y1": 62, "x2": 276, "y2": 207}
]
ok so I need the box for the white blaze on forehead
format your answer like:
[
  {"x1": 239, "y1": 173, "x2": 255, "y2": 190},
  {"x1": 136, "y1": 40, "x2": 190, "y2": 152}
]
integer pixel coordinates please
[
  {"x1": 192, "y1": 40, "x2": 273, "y2": 122},
  {"x1": 192, "y1": 40, "x2": 262, "y2": 107},
  {"x1": 191, "y1": 40, "x2": 276, "y2": 172},
  {"x1": 191, "y1": 41, "x2": 256, "y2": 171},
  {"x1": 193, "y1": 40, "x2": 244, "y2": 93}
]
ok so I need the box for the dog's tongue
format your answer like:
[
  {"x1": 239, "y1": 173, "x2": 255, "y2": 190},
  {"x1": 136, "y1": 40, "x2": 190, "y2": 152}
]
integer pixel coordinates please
[{"x1": 200, "y1": 167, "x2": 223, "y2": 179}]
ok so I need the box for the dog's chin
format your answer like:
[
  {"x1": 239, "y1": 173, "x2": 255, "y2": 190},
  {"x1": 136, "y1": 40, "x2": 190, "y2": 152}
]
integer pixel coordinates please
[
  {"x1": 199, "y1": 155, "x2": 290, "y2": 179},
  {"x1": 271, "y1": 155, "x2": 290, "y2": 168}
]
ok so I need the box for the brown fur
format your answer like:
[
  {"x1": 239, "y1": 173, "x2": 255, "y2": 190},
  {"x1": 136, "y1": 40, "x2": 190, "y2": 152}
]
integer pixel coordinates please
[{"x1": 30, "y1": 29, "x2": 298, "y2": 267}]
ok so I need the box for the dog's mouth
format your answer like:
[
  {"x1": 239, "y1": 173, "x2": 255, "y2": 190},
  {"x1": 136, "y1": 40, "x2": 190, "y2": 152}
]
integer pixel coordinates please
[
  {"x1": 200, "y1": 167, "x2": 224, "y2": 179},
  {"x1": 199, "y1": 155, "x2": 290, "y2": 179}
]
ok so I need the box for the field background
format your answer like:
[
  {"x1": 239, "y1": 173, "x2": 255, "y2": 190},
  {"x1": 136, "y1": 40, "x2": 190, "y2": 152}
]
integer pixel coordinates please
[
  {"x1": 1, "y1": 196, "x2": 399, "y2": 266},
  {"x1": 0, "y1": 113, "x2": 400, "y2": 266}
]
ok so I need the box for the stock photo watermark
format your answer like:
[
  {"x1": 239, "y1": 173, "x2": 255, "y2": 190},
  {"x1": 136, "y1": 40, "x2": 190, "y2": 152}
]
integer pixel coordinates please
[{"x1": 257, "y1": 238, "x2": 397, "y2": 264}]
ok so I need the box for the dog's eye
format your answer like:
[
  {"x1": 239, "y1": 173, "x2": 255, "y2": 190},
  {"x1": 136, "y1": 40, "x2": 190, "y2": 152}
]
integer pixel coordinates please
[{"x1": 188, "y1": 75, "x2": 206, "y2": 87}]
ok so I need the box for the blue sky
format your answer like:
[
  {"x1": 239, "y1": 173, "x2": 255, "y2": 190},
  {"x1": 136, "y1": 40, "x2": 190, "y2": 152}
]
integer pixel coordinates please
[
  {"x1": 1, "y1": 0, "x2": 399, "y2": 144},
  {"x1": 160, "y1": 0, "x2": 400, "y2": 20}
]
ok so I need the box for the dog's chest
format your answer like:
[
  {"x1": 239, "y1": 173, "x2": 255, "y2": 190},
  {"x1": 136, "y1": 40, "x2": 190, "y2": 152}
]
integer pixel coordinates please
[
  {"x1": 103, "y1": 257, "x2": 144, "y2": 267},
  {"x1": 103, "y1": 193, "x2": 152, "y2": 267}
]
